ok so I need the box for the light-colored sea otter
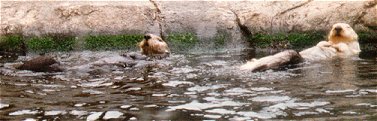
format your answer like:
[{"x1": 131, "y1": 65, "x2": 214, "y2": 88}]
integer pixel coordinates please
[
  {"x1": 299, "y1": 23, "x2": 360, "y2": 61},
  {"x1": 241, "y1": 23, "x2": 360, "y2": 71},
  {"x1": 138, "y1": 34, "x2": 170, "y2": 58}
]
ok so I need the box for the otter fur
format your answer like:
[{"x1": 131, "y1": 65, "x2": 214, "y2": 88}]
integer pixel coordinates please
[
  {"x1": 138, "y1": 34, "x2": 170, "y2": 58},
  {"x1": 241, "y1": 23, "x2": 360, "y2": 71}
]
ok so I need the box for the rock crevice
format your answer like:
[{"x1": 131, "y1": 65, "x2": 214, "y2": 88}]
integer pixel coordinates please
[{"x1": 149, "y1": 0, "x2": 164, "y2": 39}]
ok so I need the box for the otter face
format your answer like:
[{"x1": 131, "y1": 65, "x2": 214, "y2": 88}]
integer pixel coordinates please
[
  {"x1": 138, "y1": 34, "x2": 170, "y2": 56},
  {"x1": 328, "y1": 23, "x2": 358, "y2": 44}
]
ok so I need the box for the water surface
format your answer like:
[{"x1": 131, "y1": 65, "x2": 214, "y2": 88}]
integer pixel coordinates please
[{"x1": 0, "y1": 49, "x2": 376, "y2": 120}]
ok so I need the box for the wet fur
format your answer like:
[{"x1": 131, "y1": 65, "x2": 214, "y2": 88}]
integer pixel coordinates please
[
  {"x1": 138, "y1": 34, "x2": 170, "y2": 57},
  {"x1": 241, "y1": 23, "x2": 360, "y2": 71},
  {"x1": 16, "y1": 56, "x2": 62, "y2": 72},
  {"x1": 301, "y1": 23, "x2": 360, "y2": 61}
]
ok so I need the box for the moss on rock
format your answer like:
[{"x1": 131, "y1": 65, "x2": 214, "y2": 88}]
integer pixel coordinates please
[
  {"x1": 1, "y1": 31, "x2": 375, "y2": 54},
  {"x1": 26, "y1": 34, "x2": 76, "y2": 52},
  {"x1": 248, "y1": 32, "x2": 326, "y2": 49},
  {"x1": 0, "y1": 34, "x2": 25, "y2": 54},
  {"x1": 166, "y1": 33, "x2": 199, "y2": 51},
  {"x1": 84, "y1": 34, "x2": 143, "y2": 50},
  {"x1": 358, "y1": 31, "x2": 377, "y2": 50}
]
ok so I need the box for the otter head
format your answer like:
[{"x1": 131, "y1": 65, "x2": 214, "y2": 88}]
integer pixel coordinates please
[
  {"x1": 138, "y1": 34, "x2": 170, "y2": 57},
  {"x1": 328, "y1": 23, "x2": 358, "y2": 44}
]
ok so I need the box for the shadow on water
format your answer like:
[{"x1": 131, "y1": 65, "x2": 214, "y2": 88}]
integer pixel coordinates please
[{"x1": 0, "y1": 49, "x2": 376, "y2": 120}]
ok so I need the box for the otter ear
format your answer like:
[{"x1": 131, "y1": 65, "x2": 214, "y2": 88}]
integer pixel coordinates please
[{"x1": 144, "y1": 34, "x2": 151, "y2": 40}]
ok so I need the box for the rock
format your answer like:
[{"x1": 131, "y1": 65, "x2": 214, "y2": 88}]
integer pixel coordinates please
[
  {"x1": 155, "y1": 1, "x2": 246, "y2": 48},
  {"x1": 1, "y1": 1, "x2": 375, "y2": 48},
  {"x1": 230, "y1": 1, "x2": 377, "y2": 33},
  {"x1": 1, "y1": 1, "x2": 159, "y2": 36},
  {"x1": 16, "y1": 56, "x2": 63, "y2": 72}
]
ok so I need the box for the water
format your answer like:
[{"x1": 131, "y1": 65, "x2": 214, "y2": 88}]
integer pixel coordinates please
[{"x1": 0, "y1": 49, "x2": 376, "y2": 120}]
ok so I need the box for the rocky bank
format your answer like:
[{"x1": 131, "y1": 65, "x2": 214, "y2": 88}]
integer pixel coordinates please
[{"x1": 1, "y1": 1, "x2": 376, "y2": 48}]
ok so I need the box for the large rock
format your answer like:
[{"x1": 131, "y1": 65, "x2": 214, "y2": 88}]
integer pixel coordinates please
[
  {"x1": 1, "y1": 1, "x2": 160, "y2": 36},
  {"x1": 1, "y1": 1, "x2": 376, "y2": 49},
  {"x1": 229, "y1": 1, "x2": 377, "y2": 33},
  {"x1": 154, "y1": 1, "x2": 246, "y2": 48}
]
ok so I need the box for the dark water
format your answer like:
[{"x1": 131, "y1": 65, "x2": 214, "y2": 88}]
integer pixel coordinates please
[{"x1": 0, "y1": 49, "x2": 376, "y2": 121}]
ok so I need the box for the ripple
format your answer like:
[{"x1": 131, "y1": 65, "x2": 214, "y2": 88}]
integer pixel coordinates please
[
  {"x1": 325, "y1": 89, "x2": 355, "y2": 94},
  {"x1": 293, "y1": 111, "x2": 319, "y2": 116},
  {"x1": 0, "y1": 103, "x2": 10, "y2": 109},
  {"x1": 203, "y1": 114, "x2": 222, "y2": 119},
  {"x1": 44, "y1": 110, "x2": 67, "y2": 116},
  {"x1": 187, "y1": 85, "x2": 225, "y2": 92},
  {"x1": 9, "y1": 109, "x2": 40, "y2": 116},
  {"x1": 162, "y1": 81, "x2": 194, "y2": 87},
  {"x1": 103, "y1": 111, "x2": 123, "y2": 120},
  {"x1": 224, "y1": 88, "x2": 253, "y2": 96},
  {"x1": 250, "y1": 96, "x2": 291, "y2": 102},
  {"x1": 205, "y1": 108, "x2": 236, "y2": 115},
  {"x1": 87, "y1": 112, "x2": 103, "y2": 121},
  {"x1": 166, "y1": 100, "x2": 245, "y2": 112},
  {"x1": 69, "y1": 110, "x2": 88, "y2": 116}
]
